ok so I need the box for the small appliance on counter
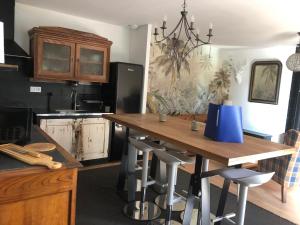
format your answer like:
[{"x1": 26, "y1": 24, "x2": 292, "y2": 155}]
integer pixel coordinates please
[{"x1": 102, "y1": 62, "x2": 144, "y2": 160}]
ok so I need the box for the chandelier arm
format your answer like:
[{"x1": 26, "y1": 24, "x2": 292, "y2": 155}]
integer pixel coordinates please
[
  {"x1": 183, "y1": 17, "x2": 196, "y2": 47},
  {"x1": 182, "y1": 15, "x2": 211, "y2": 45},
  {"x1": 156, "y1": 17, "x2": 184, "y2": 43},
  {"x1": 182, "y1": 16, "x2": 192, "y2": 41},
  {"x1": 177, "y1": 17, "x2": 184, "y2": 40},
  {"x1": 182, "y1": 42, "x2": 208, "y2": 59},
  {"x1": 180, "y1": 38, "x2": 192, "y2": 59}
]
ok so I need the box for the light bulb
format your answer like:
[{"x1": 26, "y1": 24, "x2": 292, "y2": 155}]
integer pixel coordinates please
[
  {"x1": 191, "y1": 15, "x2": 195, "y2": 23},
  {"x1": 163, "y1": 15, "x2": 168, "y2": 22}
]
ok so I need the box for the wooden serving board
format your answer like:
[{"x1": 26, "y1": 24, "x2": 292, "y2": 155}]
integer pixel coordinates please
[
  {"x1": 0, "y1": 144, "x2": 62, "y2": 169},
  {"x1": 24, "y1": 143, "x2": 56, "y2": 152}
]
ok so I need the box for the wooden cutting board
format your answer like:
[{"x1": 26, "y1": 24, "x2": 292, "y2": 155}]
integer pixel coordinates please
[
  {"x1": 24, "y1": 143, "x2": 56, "y2": 152},
  {"x1": 0, "y1": 144, "x2": 62, "y2": 169}
]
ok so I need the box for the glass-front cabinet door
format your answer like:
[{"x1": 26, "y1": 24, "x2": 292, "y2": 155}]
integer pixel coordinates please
[
  {"x1": 37, "y1": 38, "x2": 75, "y2": 80},
  {"x1": 75, "y1": 44, "x2": 108, "y2": 82}
]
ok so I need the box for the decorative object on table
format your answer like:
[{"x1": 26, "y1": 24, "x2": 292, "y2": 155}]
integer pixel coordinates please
[
  {"x1": 191, "y1": 120, "x2": 200, "y2": 131},
  {"x1": 24, "y1": 142, "x2": 56, "y2": 152},
  {"x1": 286, "y1": 32, "x2": 300, "y2": 72},
  {"x1": 159, "y1": 113, "x2": 167, "y2": 122},
  {"x1": 258, "y1": 129, "x2": 300, "y2": 203},
  {"x1": 0, "y1": 143, "x2": 61, "y2": 169},
  {"x1": 0, "y1": 21, "x2": 4, "y2": 64},
  {"x1": 248, "y1": 60, "x2": 282, "y2": 105},
  {"x1": 153, "y1": 0, "x2": 213, "y2": 62},
  {"x1": 158, "y1": 103, "x2": 168, "y2": 122},
  {"x1": 204, "y1": 103, "x2": 243, "y2": 143}
]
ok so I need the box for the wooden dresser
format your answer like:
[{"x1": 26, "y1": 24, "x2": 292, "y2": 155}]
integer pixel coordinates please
[{"x1": 0, "y1": 126, "x2": 81, "y2": 225}]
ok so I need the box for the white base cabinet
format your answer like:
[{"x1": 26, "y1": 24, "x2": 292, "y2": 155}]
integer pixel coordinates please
[{"x1": 40, "y1": 117, "x2": 110, "y2": 161}]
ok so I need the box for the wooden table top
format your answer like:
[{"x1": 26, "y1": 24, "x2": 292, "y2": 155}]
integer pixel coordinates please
[{"x1": 103, "y1": 113, "x2": 295, "y2": 166}]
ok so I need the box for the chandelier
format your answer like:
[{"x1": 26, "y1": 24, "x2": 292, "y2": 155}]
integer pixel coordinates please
[
  {"x1": 286, "y1": 32, "x2": 300, "y2": 72},
  {"x1": 153, "y1": 0, "x2": 213, "y2": 60}
]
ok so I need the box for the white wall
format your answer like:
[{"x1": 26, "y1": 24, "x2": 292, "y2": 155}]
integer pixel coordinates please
[
  {"x1": 129, "y1": 24, "x2": 152, "y2": 113},
  {"x1": 14, "y1": 3, "x2": 130, "y2": 62},
  {"x1": 219, "y1": 46, "x2": 294, "y2": 141}
]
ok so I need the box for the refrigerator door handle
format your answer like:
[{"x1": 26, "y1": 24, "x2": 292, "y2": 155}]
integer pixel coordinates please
[{"x1": 115, "y1": 123, "x2": 123, "y2": 128}]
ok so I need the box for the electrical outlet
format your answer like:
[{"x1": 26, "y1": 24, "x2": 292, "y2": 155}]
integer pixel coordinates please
[{"x1": 30, "y1": 86, "x2": 42, "y2": 93}]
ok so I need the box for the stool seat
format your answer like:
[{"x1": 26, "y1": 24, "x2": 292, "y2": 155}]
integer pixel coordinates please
[
  {"x1": 215, "y1": 168, "x2": 274, "y2": 225},
  {"x1": 162, "y1": 143, "x2": 188, "y2": 153},
  {"x1": 219, "y1": 168, "x2": 274, "y2": 187},
  {"x1": 152, "y1": 147, "x2": 195, "y2": 225},
  {"x1": 130, "y1": 130, "x2": 148, "y2": 140},
  {"x1": 154, "y1": 148, "x2": 195, "y2": 165},
  {"x1": 129, "y1": 137, "x2": 165, "y2": 153},
  {"x1": 219, "y1": 168, "x2": 260, "y2": 180}
]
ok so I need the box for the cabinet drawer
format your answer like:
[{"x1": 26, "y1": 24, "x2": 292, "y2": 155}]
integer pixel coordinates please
[{"x1": 0, "y1": 169, "x2": 76, "y2": 204}]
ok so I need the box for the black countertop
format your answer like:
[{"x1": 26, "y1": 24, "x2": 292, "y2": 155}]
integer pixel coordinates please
[
  {"x1": 33, "y1": 109, "x2": 112, "y2": 120},
  {"x1": 0, "y1": 126, "x2": 81, "y2": 172}
]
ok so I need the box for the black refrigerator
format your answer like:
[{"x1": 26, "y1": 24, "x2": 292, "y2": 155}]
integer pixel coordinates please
[{"x1": 102, "y1": 62, "x2": 144, "y2": 161}]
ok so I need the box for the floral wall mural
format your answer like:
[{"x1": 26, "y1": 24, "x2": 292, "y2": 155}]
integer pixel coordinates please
[{"x1": 147, "y1": 39, "x2": 247, "y2": 115}]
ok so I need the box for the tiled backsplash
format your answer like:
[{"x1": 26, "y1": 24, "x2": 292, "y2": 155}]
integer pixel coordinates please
[{"x1": 0, "y1": 58, "x2": 102, "y2": 112}]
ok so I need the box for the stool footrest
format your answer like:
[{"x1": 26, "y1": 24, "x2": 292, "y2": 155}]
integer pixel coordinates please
[
  {"x1": 146, "y1": 180, "x2": 156, "y2": 186},
  {"x1": 212, "y1": 212, "x2": 236, "y2": 224},
  {"x1": 173, "y1": 196, "x2": 185, "y2": 204}
]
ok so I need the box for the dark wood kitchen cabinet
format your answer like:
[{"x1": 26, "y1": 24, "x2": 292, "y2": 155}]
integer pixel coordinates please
[{"x1": 29, "y1": 27, "x2": 112, "y2": 83}]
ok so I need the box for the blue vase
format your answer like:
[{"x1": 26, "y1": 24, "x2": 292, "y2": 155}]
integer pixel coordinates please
[{"x1": 204, "y1": 103, "x2": 244, "y2": 143}]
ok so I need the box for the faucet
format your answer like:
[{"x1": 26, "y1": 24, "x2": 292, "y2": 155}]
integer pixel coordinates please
[{"x1": 70, "y1": 82, "x2": 80, "y2": 111}]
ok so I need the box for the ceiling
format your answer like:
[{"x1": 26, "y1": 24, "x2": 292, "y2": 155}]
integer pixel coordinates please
[{"x1": 16, "y1": 0, "x2": 300, "y2": 47}]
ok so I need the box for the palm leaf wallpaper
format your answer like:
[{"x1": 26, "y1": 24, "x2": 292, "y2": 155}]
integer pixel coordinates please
[{"x1": 147, "y1": 40, "x2": 246, "y2": 115}]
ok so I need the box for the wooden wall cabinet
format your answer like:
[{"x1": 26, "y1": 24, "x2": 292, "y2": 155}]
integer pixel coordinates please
[
  {"x1": 29, "y1": 27, "x2": 112, "y2": 83},
  {"x1": 40, "y1": 118, "x2": 110, "y2": 161}
]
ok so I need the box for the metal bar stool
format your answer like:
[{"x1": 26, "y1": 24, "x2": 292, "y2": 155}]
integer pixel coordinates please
[
  {"x1": 155, "y1": 143, "x2": 191, "y2": 212},
  {"x1": 123, "y1": 137, "x2": 165, "y2": 221},
  {"x1": 124, "y1": 132, "x2": 148, "y2": 192},
  {"x1": 209, "y1": 168, "x2": 274, "y2": 225},
  {"x1": 152, "y1": 148, "x2": 195, "y2": 225}
]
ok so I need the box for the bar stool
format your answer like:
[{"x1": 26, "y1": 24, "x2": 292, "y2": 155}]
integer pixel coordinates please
[
  {"x1": 212, "y1": 168, "x2": 274, "y2": 225},
  {"x1": 124, "y1": 132, "x2": 148, "y2": 192},
  {"x1": 155, "y1": 143, "x2": 190, "y2": 212},
  {"x1": 123, "y1": 137, "x2": 165, "y2": 221},
  {"x1": 152, "y1": 148, "x2": 195, "y2": 225}
]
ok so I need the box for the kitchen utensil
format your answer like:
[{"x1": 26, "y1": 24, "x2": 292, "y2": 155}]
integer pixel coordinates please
[
  {"x1": 24, "y1": 143, "x2": 56, "y2": 152},
  {"x1": 0, "y1": 144, "x2": 62, "y2": 169},
  {"x1": 1, "y1": 143, "x2": 53, "y2": 160}
]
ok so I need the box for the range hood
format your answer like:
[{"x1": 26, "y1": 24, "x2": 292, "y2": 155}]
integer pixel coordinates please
[{"x1": 0, "y1": 0, "x2": 30, "y2": 60}]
